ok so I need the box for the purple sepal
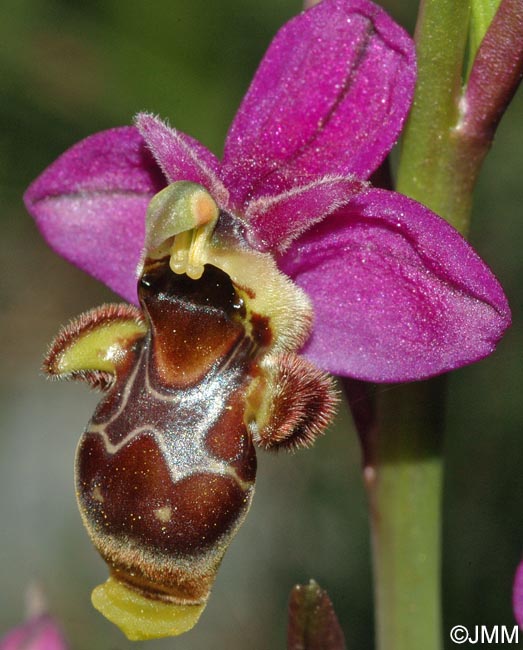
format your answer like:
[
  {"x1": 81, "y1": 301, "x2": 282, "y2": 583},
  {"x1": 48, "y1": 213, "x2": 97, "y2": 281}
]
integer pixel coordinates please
[
  {"x1": 24, "y1": 0, "x2": 511, "y2": 382},
  {"x1": 221, "y1": 0, "x2": 415, "y2": 206},
  {"x1": 24, "y1": 127, "x2": 164, "y2": 303},
  {"x1": 280, "y1": 189, "x2": 511, "y2": 382}
]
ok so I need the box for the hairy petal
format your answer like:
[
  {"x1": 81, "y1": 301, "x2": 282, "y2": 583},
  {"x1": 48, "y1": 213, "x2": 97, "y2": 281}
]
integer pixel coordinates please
[
  {"x1": 244, "y1": 175, "x2": 366, "y2": 251},
  {"x1": 515, "y1": 559, "x2": 523, "y2": 630},
  {"x1": 135, "y1": 113, "x2": 229, "y2": 207},
  {"x1": 222, "y1": 0, "x2": 415, "y2": 206},
  {"x1": 24, "y1": 127, "x2": 164, "y2": 303},
  {"x1": 279, "y1": 189, "x2": 510, "y2": 382}
]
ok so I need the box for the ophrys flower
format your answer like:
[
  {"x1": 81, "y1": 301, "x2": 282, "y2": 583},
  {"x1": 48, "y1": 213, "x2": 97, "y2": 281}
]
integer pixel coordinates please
[{"x1": 24, "y1": 0, "x2": 510, "y2": 640}]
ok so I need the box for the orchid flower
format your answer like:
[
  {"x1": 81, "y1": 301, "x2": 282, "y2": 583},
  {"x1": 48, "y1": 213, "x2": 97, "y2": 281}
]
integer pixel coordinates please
[
  {"x1": 23, "y1": 0, "x2": 510, "y2": 641},
  {"x1": 25, "y1": 0, "x2": 510, "y2": 384}
]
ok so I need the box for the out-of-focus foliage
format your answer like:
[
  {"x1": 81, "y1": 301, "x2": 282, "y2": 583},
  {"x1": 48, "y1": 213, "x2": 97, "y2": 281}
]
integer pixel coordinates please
[{"x1": 0, "y1": 1, "x2": 521, "y2": 649}]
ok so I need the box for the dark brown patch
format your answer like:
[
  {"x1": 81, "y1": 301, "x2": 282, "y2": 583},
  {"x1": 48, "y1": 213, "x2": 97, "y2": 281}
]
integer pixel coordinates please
[
  {"x1": 205, "y1": 386, "x2": 257, "y2": 483},
  {"x1": 77, "y1": 433, "x2": 251, "y2": 555},
  {"x1": 140, "y1": 262, "x2": 247, "y2": 387},
  {"x1": 250, "y1": 312, "x2": 273, "y2": 348},
  {"x1": 67, "y1": 256, "x2": 277, "y2": 606},
  {"x1": 109, "y1": 561, "x2": 216, "y2": 604}
]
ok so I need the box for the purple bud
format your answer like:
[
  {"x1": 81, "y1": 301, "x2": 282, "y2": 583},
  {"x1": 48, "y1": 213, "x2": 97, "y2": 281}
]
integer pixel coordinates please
[{"x1": 0, "y1": 615, "x2": 67, "y2": 650}]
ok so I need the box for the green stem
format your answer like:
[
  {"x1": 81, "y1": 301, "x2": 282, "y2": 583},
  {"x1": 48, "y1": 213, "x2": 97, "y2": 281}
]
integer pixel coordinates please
[
  {"x1": 366, "y1": 3, "x2": 472, "y2": 650},
  {"x1": 467, "y1": 0, "x2": 501, "y2": 79},
  {"x1": 361, "y1": 0, "x2": 521, "y2": 648},
  {"x1": 396, "y1": 0, "x2": 471, "y2": 233},
  {"x1": 398, "y1": 0, "x2": 523, "y2": 236},
  {"x1": 366, "y1": 380, "x2": 445, "y2": 650}
]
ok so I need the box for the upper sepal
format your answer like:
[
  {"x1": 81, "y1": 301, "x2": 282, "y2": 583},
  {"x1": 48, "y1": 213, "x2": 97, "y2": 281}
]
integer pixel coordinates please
[
  {"x1": 24, "y1": 127, "x2": 165, "y2": 304},
  {"x1": 280, "y1": 188, "x2": 511, "y2": 382},
  {"x1": 222, "y1": 0, "x2": 416, "y2": 206},
  {"x1": 43, "y1": 303, "x2": 146, "y2": 390}
]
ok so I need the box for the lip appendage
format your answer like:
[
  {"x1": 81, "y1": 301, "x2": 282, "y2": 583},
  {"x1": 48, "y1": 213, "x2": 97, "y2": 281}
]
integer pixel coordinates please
[{"x1": 43, "y1": 182, "x2": 337, "y2": 640}]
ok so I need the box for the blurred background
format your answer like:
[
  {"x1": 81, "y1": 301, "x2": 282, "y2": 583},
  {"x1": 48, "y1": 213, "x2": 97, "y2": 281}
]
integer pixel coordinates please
[{"x1": 0, "y1": 1, "x2": 521, "y2": 648}]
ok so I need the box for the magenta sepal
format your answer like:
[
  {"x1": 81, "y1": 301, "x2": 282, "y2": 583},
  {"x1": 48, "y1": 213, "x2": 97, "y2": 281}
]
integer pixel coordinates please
[
  {"x1": 221, "y1": 0, "x2": 416, "y2": 206},
  {"x1": 279, "y1": 189, "x2": 510, "y2": 382},
  {"x1": 24, "y1": 0, "x2": 511, "y2": 382},
  {"x1": 24, "y1": 127, "x2": 164, "y2": 301}
]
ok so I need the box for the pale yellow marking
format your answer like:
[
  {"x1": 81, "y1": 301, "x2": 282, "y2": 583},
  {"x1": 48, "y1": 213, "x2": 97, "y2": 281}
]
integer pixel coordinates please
[
  {"x1": 57, "y1": 321, "x2": 146, "y2": 375},
  {"x1": 92, "y1": 485, "x2": 104, "y2": 503},
  {"x1": 91, "y1": 577, "x2": 205, "y2": 640},
  {"x1": 154, "y1": 506, "x2": 172, "y2": 523},
  {"x1": 169, "y1": 230, "x2": 192, "y2": 275}
]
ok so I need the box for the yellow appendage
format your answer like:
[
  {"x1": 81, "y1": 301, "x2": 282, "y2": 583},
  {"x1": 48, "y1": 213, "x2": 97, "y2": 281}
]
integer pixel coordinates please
[
  {"x1": 57, "y1": 321, "x2": 146, "y2": 375},
  {"x1": 91, "y1": 578, "x2": 206, "y2": 640}
]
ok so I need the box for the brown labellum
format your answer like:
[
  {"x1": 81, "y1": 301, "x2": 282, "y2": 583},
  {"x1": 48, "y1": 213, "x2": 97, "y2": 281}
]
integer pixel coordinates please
[
  {"x1": 42, "y1": 183, "x2": 339, "y2": 639},
  {"x1": 74, "y1": 263, "x2": 258, "y2": 606}
]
